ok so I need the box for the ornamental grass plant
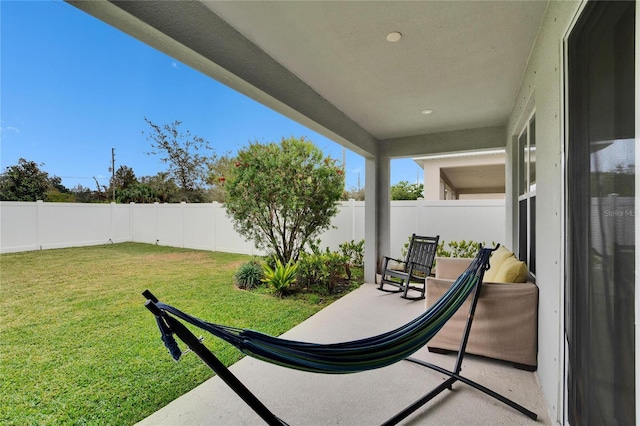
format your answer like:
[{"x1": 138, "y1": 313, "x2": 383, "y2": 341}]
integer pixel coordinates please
[{"x1": 0, "y1": 243, "x2": 337, "y2": 425}]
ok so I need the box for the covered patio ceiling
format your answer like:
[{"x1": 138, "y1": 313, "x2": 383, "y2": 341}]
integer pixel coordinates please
[
  {"x1": 69, "y1": 0, "x2": 547, "y2": 159},
  {"x1": 442, "y1": 163, "x2": 506, "y2": 195}
]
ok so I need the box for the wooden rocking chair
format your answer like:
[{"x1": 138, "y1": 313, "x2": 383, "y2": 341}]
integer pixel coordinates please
[{"x1": 378, "y1": 234, "x2": 439, "y2": 300}]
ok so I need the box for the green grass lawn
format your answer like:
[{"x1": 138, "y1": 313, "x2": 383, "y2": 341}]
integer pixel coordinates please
[{"x1": 0, "y1": 243, "x2": 344, "y2": 425}]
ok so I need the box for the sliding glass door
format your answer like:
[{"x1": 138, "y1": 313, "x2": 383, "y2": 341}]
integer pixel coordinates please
[{"x1": 566, "y1": 1, "x2": 635, "y2": 424}]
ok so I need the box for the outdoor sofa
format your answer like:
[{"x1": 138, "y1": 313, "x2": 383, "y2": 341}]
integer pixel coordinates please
[{"x1": 426, "y1": 246, "x2": 538, "y2": 370}]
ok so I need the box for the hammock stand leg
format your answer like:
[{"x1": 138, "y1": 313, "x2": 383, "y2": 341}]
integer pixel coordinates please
[
  {"x1": 382, "y1": 280, "x2": 537, "y2": 426},
  {"x1": 157, "y1": 311, "x2": 288, "y2": 426}
]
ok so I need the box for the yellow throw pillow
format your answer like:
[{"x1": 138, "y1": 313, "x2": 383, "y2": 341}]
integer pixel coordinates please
[
  {"x1": 493, "y1": 256, "x2": 529, "y2": 283},
  {"x1": 483, "y1": 245, "x2": 514, "y2": 281}
]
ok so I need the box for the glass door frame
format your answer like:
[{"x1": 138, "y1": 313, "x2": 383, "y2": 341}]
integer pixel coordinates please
[{"x1": 635, "y1": 4, "x2": 639, "y2": 425}]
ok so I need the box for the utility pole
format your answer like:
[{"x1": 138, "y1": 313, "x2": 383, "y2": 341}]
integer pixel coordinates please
[{"x1": 111, "y1": 148, "x2": 116, "y2": 202}]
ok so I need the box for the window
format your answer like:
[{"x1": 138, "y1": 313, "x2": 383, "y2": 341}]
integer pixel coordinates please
[{"x1": 517, "y1": 114, "x2": 536, "y2": 274}]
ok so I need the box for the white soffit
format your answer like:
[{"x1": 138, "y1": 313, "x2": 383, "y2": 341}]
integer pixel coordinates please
[{"x1": 204, "y1": 1, "x2": 547, "y2": 140}]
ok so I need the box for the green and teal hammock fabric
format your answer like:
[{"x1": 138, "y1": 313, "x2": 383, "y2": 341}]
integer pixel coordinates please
[{"x1": 147, "y1": 247, "x2": 493, "y2": 375}]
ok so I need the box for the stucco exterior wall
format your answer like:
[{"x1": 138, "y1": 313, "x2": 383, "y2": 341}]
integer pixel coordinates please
[{"x1": 506, "y1": 1, "x2": 582, "y2": 423}]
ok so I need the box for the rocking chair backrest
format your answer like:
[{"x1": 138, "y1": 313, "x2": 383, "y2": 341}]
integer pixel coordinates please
[{"x1": 405, "y1": 234, "x2": 439, "y2": 276}]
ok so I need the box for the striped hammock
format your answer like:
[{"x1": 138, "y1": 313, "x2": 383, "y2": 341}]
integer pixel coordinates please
[{"x1": 149, "y1": 247, "x2": 493, "y2": 375}]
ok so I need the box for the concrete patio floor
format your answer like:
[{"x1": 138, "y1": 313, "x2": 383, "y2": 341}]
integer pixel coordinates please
[{"x1": 138, "y1": 283, "x2": 551, "y2": 426}]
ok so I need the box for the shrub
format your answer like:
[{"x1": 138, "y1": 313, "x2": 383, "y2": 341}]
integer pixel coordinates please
[
  {"x1": 437, "y1": 240, "x2": 485, "y2": 258},
  {"x1": 400, "y1": 238, "x2": 492, "y2": 265},
  {"x1": 339, "y1": 239, "x2": 365, "y2": 278},
  {"x1": 224, "y1": 137, "x2": 344, "y2": 265},
  {"x1": 297, "y1": 249, "x2": 349, "y2": 294},
  {"x1": 322, "y1": 251, "x2": 349, "y2": 293},
  {"x1": 262, "y1": 259, "x2": 298, "y2": 296},
  {"x1": 296, "y1": 252, "x2": 327, "y2": 290},
  {"x1": 234, "y1": 259, "x2": 264, "y2": 290}
]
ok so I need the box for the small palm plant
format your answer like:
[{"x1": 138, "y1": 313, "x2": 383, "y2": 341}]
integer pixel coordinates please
[{"x1": 262, "y1": 259, "x2": 298, "y2": 296}]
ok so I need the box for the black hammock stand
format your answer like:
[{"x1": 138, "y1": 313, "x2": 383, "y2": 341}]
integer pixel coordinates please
[{"x1": 143, "y1": 246, "x2": 537, "y2": 425}]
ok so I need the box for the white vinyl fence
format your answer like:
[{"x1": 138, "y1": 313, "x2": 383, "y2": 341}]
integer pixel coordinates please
[{"x1": 0, "y1": 199, "x2": 504, "y2": 257}]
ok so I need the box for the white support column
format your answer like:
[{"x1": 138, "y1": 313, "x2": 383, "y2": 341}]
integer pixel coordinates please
[
  {"x1": 423, "y1": 162, "x2": 441, "y2": 200},
  {"x1": 364, "y1": 155, "x2": 390, "y2": 283}
]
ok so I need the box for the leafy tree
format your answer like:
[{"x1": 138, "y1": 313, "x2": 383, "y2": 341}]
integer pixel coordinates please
[
  {"x1": 46, "y1": 189, "x2": 76, "y2": 203},
  {"x1": 144, "y1": 118, "x2": 213, "y2": 202},
  {"x1": 206, "y1": 153, "x2": 236, "y2": 202},
  {"x1": 0, "y1": 158, "x2": 56, "y2": 201},
  {"x1": 224, "y1": 137, "x2": 344, "y2": 264},
  {"x1": 111, "y1": 165, "x2": 138, "y2": 191},
  {"x1": 70, "y1": 185, "x2": 96, "y2": 203},
  {"x1": 45, "y1": 176, "x2": 75, "y2": 202},
  {"x1": 70, "y1": 184, "x2": 113, "y2": 203},
  {"x1": 49, "y1": 176, "x2": 70, "y2": 194},
  {"x1": 342, "y1": 186, "x2": 365, "y2": 201},
  {"x1": 391, "y1": 180, "x2": 424, "y2": 200},
  {"x1": 140, "y1": 172, "x2": 181, "y2": 203},
  {"x1": 116, "y1": 183, "x2": 159, "y2": 203},
  {"x1": 591, "y1": 166, "x2": 635, "y2": 197}
]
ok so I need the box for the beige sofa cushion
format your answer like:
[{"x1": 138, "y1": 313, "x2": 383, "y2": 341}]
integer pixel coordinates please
[
  {"x1": 483, "y1": 245, "x2": 515, "y2": 281},
  {"x1": 435, "y1": 257, "x2": 473, "y2": 280},
  {"x1": 435, "y1": 247, "x2": 527, "y2": 284},
  {"x1": 493, "y1": 256, "x2": 529, "y2": 283}
]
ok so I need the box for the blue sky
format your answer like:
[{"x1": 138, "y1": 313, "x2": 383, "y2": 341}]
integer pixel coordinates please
[{"x1": 1, "y1": 1, "x2": 423, "y2": 191}]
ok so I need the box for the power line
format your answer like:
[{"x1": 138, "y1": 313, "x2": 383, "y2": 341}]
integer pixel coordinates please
[{"x1": 60, "y1": 176, "x2": 109, "y2": 180}]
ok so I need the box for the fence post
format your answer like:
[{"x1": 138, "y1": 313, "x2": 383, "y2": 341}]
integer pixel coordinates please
[
  {"x1": 130, "y1": 202, "x2": 135, "y2": 243},
  {"x1": 416, "y1": 198, "x2": 424, "y2": 235},
  {"x1": 211, "y1": 202, "x2": 217, "y2": 252},
  {"x1": 110, "y1": 202, "x2": 116, "y2": 243},
  {"x1": 154, "y1": 202, "x2": 159, "y2": 245},
  {"x1": 181, "y1": 201, "x2": 186, "y2": 248},
  {"x1": 349, "y1": 199, "x2": 356, "y2": 241},
  {"x1": 36, "y1": 200, "x2": 44, "y2": 250}
]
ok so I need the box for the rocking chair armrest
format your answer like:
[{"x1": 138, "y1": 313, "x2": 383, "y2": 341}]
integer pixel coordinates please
[
  {"x1": 383, "y1": 256, "x2": 405, "y2": 265},
  {"x1": 406, "y1": 260, "x2": 433, "y2": 270},
  {"x1": 382, "y1": 256, "x2": 406, "y2": 273}
]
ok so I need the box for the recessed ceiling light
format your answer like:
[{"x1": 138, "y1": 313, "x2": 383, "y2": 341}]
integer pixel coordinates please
[
  {"x1": 386, "y1": 31, "x2": 402, "y2": 42},
  {"x1": 421, "y1": 109, "x2": 433, "y2": 115}
]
